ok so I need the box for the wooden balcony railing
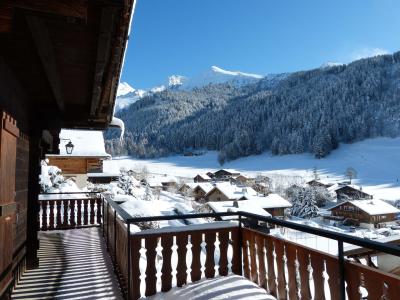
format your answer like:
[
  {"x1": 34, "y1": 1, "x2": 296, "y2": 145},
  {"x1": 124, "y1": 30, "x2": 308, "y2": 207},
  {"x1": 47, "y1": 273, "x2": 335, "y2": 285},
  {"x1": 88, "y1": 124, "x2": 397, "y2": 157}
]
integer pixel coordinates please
[
  {"x1": 38, "y1": 192, "x2": 102, "y2": 230},
  {"x1": 39, "y1": 194, "x2": 400, "y2": 299}
]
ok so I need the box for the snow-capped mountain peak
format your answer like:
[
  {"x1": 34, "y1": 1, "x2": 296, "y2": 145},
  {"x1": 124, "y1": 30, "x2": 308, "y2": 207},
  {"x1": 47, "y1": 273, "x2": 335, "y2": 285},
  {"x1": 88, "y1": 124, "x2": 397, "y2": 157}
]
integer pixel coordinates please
[
  {"x1": 210, "y1": 65, "x2": 263, "y2": 79},
  {"x1": 116, "y1": 82, "x2": 135, "y2": 97},
  {"x1": 168, "y1": 75, "x2": 186, "y2": 87}
]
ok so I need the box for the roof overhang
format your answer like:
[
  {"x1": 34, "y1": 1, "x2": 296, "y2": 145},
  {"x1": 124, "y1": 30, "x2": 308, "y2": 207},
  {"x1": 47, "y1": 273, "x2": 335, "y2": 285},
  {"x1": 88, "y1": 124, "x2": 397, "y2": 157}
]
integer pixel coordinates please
[{"x1": 0, "y1": 0, "x2": 135, "y2": 129}]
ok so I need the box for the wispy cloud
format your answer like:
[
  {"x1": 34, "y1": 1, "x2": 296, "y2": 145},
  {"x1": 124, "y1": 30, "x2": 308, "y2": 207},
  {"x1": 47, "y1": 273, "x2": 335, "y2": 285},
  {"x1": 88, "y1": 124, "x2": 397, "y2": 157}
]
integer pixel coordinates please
[{"x1": 351, "y1": 47, "x2": 390, "y2": 61}]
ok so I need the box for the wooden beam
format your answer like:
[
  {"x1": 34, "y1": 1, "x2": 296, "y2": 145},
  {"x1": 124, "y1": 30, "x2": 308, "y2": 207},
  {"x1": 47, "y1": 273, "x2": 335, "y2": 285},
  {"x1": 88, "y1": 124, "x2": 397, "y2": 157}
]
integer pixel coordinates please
[
  {"x1": 26, "y1": 16, "x2": 65, "y2": 112},
  {"x1": 4, "y1": 0, "x2": 87, "y2": 19},
  {"x1": 90, "y1": 7, "x2": 118, "y2": 116}
]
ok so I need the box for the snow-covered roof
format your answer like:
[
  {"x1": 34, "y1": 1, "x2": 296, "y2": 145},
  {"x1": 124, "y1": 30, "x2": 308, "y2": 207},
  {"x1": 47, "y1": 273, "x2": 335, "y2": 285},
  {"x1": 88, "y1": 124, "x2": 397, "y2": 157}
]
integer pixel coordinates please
[
  {"x1": 193, "y1": 183, "x2": 214, "y2": 193},
  {"x1": 208, "y1": 200, "x2": 271, "y2": 220},
  {"x1": 206, "y1": 182, "x2": 257, "y2": 200},
  {"x1": 243, "y1": 193, "x2": 292, "y2": 209},
  {"x1": 49, "y1": 129, "x2": 110, "y2": 158},
  {"x1": 328, "y1": 199, "x2": 400, "y2": 216},
  {"x1": 194, "y1": 173, "x2": 211, "y2": 180},
  {"x1": 327, "y1": 184, "x2": 362, "y2": 192}
]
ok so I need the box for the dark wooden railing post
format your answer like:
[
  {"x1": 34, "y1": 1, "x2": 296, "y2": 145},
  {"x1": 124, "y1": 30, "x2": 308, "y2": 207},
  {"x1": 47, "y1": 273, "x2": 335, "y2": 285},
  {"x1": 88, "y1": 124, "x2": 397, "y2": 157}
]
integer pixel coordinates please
[
  {"x1": 77, "y1": 199, "x2": 82, "y2": 226},
  {"x1": 48, "y1": 200, "x2": 54, "y2": 230},
  {"x1": 114, "y1": 209, "x2": 117, "y2": 259},
  {"x1": 96, "y1": 197, "x2": 102, "y2": 225},
  {"x1": 90, "y1": 198, "x2": 95, "y2": 224},
  {"x1": 238, "y1": 214, "x2": 243, "y2": 276},
  {"x1": 56, "y1": 200, "x2": 62, "y2": 229},
  {"x1": 338, "y1": 240, "x2": 346, "y2": 300},
  {"x1": 42, "y1": 201, "x2": 47, "y2": 230},
  {"x1": 127, "y1": 222, "x2": 131, "y2": 300}
]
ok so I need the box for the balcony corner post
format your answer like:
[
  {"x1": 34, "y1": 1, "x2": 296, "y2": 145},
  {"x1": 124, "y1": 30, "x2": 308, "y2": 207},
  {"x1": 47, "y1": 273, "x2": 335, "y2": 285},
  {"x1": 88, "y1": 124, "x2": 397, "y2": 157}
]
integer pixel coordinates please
[
  {"x1": 238, "y1": 214, "x2": 243, "y2": 276},
  {"x1": 127, "y1": 223, "x2": 131, "y2": 300},
  {"x1": 338, "y1": 240, "x2": 346, "y2": 300}
]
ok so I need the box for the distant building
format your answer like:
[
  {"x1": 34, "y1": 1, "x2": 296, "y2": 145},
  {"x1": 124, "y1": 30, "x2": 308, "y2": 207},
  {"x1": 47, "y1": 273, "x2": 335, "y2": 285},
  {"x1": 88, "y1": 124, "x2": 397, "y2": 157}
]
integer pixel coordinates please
[
  {"x1": 160, "y1": 176, "x2": 178, "y2": 191},
  {"x1": 178, "y1": 182, "x2": 197, "y2": 194},
  {"x1": 328, "y1": 199, "x2": 400, "y2": 228},
  {"x1": 306, "y1": 180, "x2": 333, "y2": 189},
  {"x1": 328, "y1": 184, "x2": 373, "y2": 201},
  {"x1": 194, "y1": 174, "x2": 211, "y2": 183},
  {"x1": 192, "y1": 183, "x2": 214, "y2": 201},
  {"x1": 205, "y1": 182, "x2": 257, "y2": 202},
  {"x1": 208, "y1": 200, "x2": 271, "y2": 222},
  {"x1": 213, "y1": 169, "x2": 240, "y2": 181},
  {"x1": 232, "y1": 174, "x2": 255, "y2": 186},
  {"x1": 239, "y1": 193, "x2": 292, "y2": 217},
  {"x1": 46, "y1": 129, "x2": 110, "y2": 187}
]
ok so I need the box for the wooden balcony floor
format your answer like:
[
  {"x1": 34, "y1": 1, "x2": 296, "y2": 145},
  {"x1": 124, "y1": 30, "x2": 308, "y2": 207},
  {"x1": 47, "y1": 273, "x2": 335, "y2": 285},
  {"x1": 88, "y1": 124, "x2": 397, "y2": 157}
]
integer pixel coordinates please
[{"x1": 12, "y1": 228, "x2": 123, "y2": 300}]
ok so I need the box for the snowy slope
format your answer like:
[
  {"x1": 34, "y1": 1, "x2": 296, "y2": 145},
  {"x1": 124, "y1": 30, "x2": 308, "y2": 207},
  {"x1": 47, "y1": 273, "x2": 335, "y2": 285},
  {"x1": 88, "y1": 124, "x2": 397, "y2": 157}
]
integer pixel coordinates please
[
  {"x1": 115, "y1": 82, "x2": 147, "y2": 111},
  {"x1": 104, "y1": 137, "x2": 400, "y2": 202},
  {"x1": 179, "y1": 65, "x2": 263, "y2": 89}
]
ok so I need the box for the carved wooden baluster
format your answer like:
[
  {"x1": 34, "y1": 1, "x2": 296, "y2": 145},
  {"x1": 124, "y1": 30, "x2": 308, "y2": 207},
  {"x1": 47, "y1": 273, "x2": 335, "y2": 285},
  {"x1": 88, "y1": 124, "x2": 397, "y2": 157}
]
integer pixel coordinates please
[
  {"x1": 56, "y1": 200, "x2": 62, "y2": 229},
  {"x1": 48, "y1": 200, "x2": 55, "y2": 230},
  {"x1": 265, "y1": 237, "x2": 277, "y2": 297},
  {"x1": 345, "y1": 263, "x2": 361, "y2": 300},
  {"x1": 90, "y1": 198, "x2": 95, "y2": 224},
  {"x1": 145, "y1": 236, "x2": 158, "y2": 297},
  {"x1": 325, "y1": 257, "x2": 340, "y2": 300},
  {"x1": 297, "y1": 248, "x2": 312, "y2": 300},
  {"x1": 131, "y1": 236, "x2": 142, "y2": 300},
  {"x1": 230, "y1": 228, "x2": 241, "y2": 275},
  {"x1": 383, "y1": 275, "x2": 400, "y2": 300},
  {"x1": 274, "y1": 239, "x2": 288, "y2": 300},
  {"x1": 309, "y1": 253, "x2": 325, "y2": 300},
  {"x1": 161, "y1": 234, "x2": 173, "y2": 292},
  {"x1": 62, "y1": 200, "x2": 68, "y2": 228},
  {"x1": 364, "y1": 271, "x2": 384, "y2": 300},
  {"x1": 96, "y1": 197, "x2": 102, "y2": 224},
  {"x1": 69, "y1": 199, "x2": 75, "y2": 227},
  {"x1": 242, "y1": 230, "x2": 250, "y2": 279},
  {"x1": 205, "y1": 231, "x2": 216, "y2": 278},
  {"x1": 42, "y1": 201, "x2": 48, "y2": 230},
  {"x1": 255, "y1": 234, "x2": 267, "y2": 290},
  {"x1": 176, "y1": 234, "x2": 188, "y2": 287},
  {"x1": 190, "y1": 232, "x2": 202, "y2": 282},
  {"x1": 83, "y1": 199, "x2": 89, "y2": 225},
  {"x1": 76, "y1": 199, "x2": 82, "y2": 226},
  {"x1": 249, "y1": 231, "x2": 258, "y2": 283},
  {"x1": 218, "y1": 230, "x2": 229, "y2": 276},
  {"x1": 285, "y1": 243, "x2": 299, "y2": 300}
]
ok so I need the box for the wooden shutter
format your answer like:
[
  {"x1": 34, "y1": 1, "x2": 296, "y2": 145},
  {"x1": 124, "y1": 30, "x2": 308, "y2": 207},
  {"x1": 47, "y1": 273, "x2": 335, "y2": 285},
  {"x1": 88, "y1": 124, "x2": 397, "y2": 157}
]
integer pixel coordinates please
[{"x1": 0, "y1": 111, "x2": 19, "y2": 295}]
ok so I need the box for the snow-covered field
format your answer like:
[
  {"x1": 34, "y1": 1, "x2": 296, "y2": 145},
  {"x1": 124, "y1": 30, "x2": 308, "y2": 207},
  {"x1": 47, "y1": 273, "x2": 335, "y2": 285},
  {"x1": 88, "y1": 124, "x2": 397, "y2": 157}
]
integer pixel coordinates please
[{"x1": 104, "y1": 137, "x2": 400, "y2": 202}]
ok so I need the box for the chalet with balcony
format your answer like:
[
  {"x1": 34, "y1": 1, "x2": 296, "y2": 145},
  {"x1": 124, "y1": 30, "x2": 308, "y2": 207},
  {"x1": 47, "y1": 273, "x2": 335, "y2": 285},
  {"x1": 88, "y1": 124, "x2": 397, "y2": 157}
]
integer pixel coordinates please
[
  {"x1": 307, "y1": 179, "x2": 333, "y2": 188},
  {"x1": 328, "y1": 199, "x2": 400, "y2": 228}
]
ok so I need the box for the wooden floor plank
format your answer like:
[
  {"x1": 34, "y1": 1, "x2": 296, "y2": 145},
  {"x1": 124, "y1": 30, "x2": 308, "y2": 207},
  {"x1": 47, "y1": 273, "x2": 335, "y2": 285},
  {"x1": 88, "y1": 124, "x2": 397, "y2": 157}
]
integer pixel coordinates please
[{"x1": 12, "y1": 228, "x2": 123, "y2": 300}]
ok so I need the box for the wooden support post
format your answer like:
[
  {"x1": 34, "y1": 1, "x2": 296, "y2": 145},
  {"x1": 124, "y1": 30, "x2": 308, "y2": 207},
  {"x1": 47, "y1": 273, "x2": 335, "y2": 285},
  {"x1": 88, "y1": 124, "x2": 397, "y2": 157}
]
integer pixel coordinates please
[{"x1": 26, "y1": 132, "x2": 41, "y2": 269}]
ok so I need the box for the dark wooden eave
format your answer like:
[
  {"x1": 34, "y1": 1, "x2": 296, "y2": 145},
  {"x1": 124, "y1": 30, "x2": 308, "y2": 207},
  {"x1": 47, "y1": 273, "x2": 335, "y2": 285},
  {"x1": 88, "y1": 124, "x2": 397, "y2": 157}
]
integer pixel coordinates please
[{"x1": 0, "y1": 0, "x2": 135, "y2": 130}]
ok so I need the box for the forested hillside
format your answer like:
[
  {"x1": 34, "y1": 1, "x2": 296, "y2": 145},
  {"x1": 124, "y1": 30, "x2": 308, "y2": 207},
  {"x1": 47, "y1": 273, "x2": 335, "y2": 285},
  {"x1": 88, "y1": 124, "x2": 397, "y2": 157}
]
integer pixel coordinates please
[{"x1": 105, "y1": 52, "x2": 400, "y2": 164}]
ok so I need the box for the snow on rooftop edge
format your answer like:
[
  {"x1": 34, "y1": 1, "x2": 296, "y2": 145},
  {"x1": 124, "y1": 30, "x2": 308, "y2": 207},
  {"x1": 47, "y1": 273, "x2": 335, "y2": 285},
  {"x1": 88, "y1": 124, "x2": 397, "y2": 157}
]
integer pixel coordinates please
[{"x1": 57, "y1": 129, "x2": 110, "y2": 157}]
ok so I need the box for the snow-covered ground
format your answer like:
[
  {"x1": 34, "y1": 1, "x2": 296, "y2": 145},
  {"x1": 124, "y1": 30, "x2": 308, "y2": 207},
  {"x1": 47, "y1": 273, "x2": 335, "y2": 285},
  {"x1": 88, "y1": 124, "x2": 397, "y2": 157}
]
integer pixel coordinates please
[{"x1": 104, "y1": 137, "x2": 400, "y2": 202}]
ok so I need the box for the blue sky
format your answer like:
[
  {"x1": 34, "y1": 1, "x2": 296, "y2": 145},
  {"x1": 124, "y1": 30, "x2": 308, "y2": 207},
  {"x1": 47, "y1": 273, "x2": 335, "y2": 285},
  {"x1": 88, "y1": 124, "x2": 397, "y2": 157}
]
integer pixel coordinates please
[{"x1": 121, "y1": 0, "x2": 400, "y2": 89}]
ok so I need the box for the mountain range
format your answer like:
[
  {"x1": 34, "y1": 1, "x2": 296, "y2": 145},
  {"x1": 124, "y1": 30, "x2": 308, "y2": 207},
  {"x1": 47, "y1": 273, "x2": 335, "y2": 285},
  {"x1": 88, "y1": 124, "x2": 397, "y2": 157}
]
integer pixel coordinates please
[{"x1": 106, "y1": 52, "x2": 400, "y2": 164}]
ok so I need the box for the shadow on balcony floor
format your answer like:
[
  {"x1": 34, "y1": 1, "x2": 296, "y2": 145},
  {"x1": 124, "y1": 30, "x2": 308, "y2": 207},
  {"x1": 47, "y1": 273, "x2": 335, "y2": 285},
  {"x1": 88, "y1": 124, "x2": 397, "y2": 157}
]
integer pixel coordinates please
[{"x1": 11, "y1": 228, "x2": 123, "y2": 300}]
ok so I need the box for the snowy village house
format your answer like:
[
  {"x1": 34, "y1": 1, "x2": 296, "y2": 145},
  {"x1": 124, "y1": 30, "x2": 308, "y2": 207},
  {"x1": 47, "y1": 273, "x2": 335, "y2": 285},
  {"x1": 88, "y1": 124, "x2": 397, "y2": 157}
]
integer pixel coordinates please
[
  {"x1": 328, "y1": 199, "x2": 400, "y2": 228},
  {"x1": 46, "y1": 129, "x2": 111, "y2": 187},
  {"x1": 193, "y1": 173, "x2": 211, "y2": 182},
  {"x1": 1, "y1": 1, "x2": 400, "y2": 300},
  {"x1": 329, "y1": 184, "x2": 373, "y2": 201}
]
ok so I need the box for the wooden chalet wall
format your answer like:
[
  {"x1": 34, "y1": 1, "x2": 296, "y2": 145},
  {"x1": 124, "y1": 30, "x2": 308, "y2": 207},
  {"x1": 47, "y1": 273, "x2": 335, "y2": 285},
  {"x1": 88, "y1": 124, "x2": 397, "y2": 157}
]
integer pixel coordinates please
[
  {"x1": 330, "y1": 202, "x2": 397, "y2": 225},
  {"x1": 47, "y1": 156, "x2": 104, "y2": 174}
]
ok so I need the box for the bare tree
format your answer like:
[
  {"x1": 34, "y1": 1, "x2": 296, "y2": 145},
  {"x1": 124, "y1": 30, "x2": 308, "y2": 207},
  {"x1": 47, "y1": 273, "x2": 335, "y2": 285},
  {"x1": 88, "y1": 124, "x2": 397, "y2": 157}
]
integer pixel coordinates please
[{"x1": 345, "y1": 167, "x2": 357, "y2": 184}]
